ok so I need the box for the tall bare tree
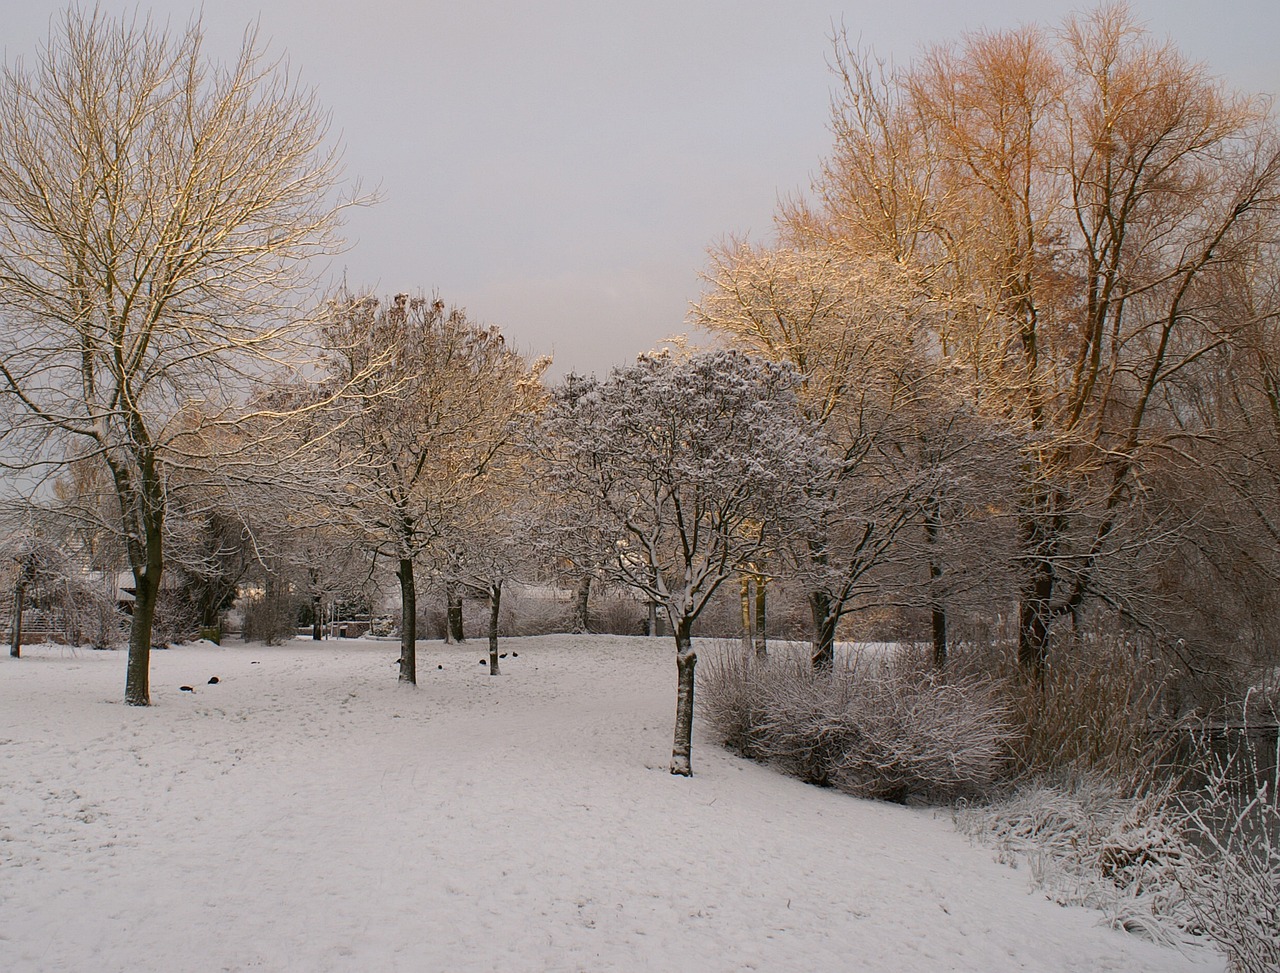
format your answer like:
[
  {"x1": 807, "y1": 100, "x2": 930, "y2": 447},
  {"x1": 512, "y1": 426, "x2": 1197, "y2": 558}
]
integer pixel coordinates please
[
  {"x1": 0, "y1": 9, "x2": 355, "y2": 703},
  {"x1": 780, "y1": 4, "x2": 1280, "y2": 675}
]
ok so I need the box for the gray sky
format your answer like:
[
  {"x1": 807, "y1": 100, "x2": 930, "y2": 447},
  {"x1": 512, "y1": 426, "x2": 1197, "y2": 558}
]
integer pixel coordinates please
[{"x1": 5, "y1": 1, "x2": 1279, "y2": 376}]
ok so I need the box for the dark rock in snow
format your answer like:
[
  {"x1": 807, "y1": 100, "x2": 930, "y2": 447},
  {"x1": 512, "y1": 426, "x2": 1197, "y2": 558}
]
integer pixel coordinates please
[
  {"x1": 437, "y1": 664, "x2": 443, "y2": 670},
  {"x1": 179, "y1": 685, "x2": 194, "y2": 692},
  {"x1": 512, "y1": 652, "x2": 518, "y2": 658},
  {"x1": 208, "y1": 676, "x2": 220, "y2": 684},
  {"x1": 499, "y1": 653, "x2": 507, "y2": 659},
  {"x1": 479, "y1": 659, "x2": 487, "y2": 665}
]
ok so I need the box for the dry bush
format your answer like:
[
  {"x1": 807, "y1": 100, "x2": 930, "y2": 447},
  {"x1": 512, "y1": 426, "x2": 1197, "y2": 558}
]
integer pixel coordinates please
[
  {"x1": 590, "y1": 590, "x2": 647, "y2": 635},
  {"x1": 956, "y1": 716, "x2": 1279, "y2": 967},
  {"x1": 699, "y1": 644, "x2": 1012, "y2": 804},
  {"x1": 496, "y1": 591, "x2": 564, "y2": 637},
  {"x1": 1176, "y1": 723, "x2": 1280, "y2": 973},
  {"x1": 951, "y1": 637, "x2": 1181, "y2": 787},
  {"x1": 240, "y1": 592, "x2": 297, "y2": 645}
]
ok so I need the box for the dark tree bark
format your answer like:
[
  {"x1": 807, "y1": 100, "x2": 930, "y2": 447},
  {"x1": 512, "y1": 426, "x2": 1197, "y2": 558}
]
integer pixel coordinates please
[
  {"x1": 9, "y1": 564, "x2": 27, "y2": 658},
  {"x1": 740, "y1": 575, "x2": 752, "y2": 650},
  {"x1": 1017, "y1": 513, "x2": 1054, "y2": 682},
  {"x1": 445, "y1": 581, "x2": 465, "y2": 643},
  {"x1": 570, "y1": 573, "x2": 591, "y2": 633},
  {"x1": 122, "y1": 466, "x2": 165, "y2": 706},
  {"x1": 809, "y1": 590, "x2": 838, "y2": 670},
  {"x1": 925, "y1": 509, "x2": 947, "y2": 668},
  {"x1": 670, "y1": 617, "x2": 697, "y2": 776},
  {"x1": 311, "y1": 593, "x2": 323, "y2": 641},
  {"x1": 397, "y1": 558, "x2": 417, "y2": 684},
  {"x1": 931, "y1": 600, "x2": 948, "y2": 669},
  {"x1": 753, "y1": 576, "x2": 767, "y2": 658},
  {"x1": 126, "y1": 567, "x2": 157, "y2": 706},
  {"x1": 487, "y1": 581, "x2": 502, "y2": 675}
]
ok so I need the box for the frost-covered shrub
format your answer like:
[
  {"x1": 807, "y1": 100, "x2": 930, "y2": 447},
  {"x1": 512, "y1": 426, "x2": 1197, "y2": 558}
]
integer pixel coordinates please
[
  {"x1": 589, "y1": 591, "x2": 646, "y2": 636},
  {"x1": 700, "y1": 645, "x2": 1012, "y2": 804},
  {"x1": 957, "y1": 726, "x2": 1280, "y2": 967},
  {"x1": 1177, "y1": 725, "x2": 1280, "y2": 973},
  {"x1": 955, "y1": 777, "x2": 1198, "y2": 946},
  {"x1": 240, "y1": 591, "x2": 297, "y2": 645}
]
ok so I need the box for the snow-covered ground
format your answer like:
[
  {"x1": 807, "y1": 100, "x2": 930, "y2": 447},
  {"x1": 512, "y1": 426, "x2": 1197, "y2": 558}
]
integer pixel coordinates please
[{"x1": 0, "y1": 635, "x2": 1222, "y2": 972}]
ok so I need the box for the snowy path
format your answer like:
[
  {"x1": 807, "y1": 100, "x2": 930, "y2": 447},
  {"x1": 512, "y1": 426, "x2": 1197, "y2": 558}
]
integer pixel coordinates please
[{"x1": 1, "y1": 636, "x2": 1221, "y2": 972}]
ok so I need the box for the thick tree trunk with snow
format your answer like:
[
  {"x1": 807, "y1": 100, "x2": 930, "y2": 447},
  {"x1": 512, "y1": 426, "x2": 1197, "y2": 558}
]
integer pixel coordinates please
[
  {"x1": 570, "y1": 574, "x2": 591, "y2": 633},
  {"x1": 397, "y1": 558, "x2": 417, "y2": 684},
  {"x1": 740, "y1": 576, "x2": 752, "y2": 650},
  {"x1": 487, "y1": 582, "x2": 502, "y2": 675},
  {"x1": 670, "y1": 617, "x2": 697, "y2": 777},
  {"x1": 1018, "y1": 572, "x2": 1052, "y2": 683},
  {"x1": 1017, "y1": 511, "x2": 1054, "y2": 681},
  {"x1": 123, "y1": 488, "x2": 165, "y2": 706},
  {"x1": 311, "y1": 594, "x2": 323, "y2": 641}
]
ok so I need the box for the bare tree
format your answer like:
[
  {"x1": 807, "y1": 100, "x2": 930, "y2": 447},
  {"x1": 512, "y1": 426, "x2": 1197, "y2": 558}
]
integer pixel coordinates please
[
  {"x1": 541, "y1": 350, "x2": 828, "y2": 775},
  {"x1": 0, "y1": 9, "x2": 355, "y2": 704},
  {"x1": 780, "y1": 6, "x2": 1280, "y2": 676},
  {"x1": 696, "y1": 242, "x2": 953, "y2": 668},
  {"x1": 317, "y1": 292, "x2": 547, "y2": 684}
]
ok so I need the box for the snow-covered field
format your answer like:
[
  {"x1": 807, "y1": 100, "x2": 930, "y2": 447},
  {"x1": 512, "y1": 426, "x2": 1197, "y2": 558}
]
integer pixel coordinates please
[{"x1": 1, "y1": 635, "x2": 1222, "y2": 972}]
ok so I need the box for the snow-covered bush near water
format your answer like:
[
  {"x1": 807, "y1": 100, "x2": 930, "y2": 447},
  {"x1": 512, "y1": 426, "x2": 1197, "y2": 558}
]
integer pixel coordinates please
[
  {"x1": 956, "y1": 738, "x2": 1279, "y2": 973},
  {"x1": 954, "y1": 777, "x2": 1200, "y2": 948},
  {"x1": 699, "y1": 643, "x2": 1012, "y2": 804},
  {"x1": 1176, "y1": 726, "x2": 1280, "y2": 973}
]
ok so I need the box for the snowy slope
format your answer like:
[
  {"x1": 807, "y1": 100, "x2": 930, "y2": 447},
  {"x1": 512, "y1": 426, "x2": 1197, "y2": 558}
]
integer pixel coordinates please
[{"x1": 0, "y1": 635, "x2": 1223, "y2": 972}]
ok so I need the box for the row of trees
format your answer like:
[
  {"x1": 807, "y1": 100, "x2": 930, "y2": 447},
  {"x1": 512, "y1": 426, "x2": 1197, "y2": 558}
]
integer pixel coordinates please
[
  {"x1": 4, "y1": 5, "x2": 1280, "y2": 779},
  {"x1": 699, "y1": 3, "x2": 1280, "y2": 692}
]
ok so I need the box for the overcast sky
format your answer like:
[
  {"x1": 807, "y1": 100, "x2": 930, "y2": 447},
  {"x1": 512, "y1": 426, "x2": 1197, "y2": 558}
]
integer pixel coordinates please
[{"x1": 5, "y1": 1, "x2": 1279, "y2": 377}]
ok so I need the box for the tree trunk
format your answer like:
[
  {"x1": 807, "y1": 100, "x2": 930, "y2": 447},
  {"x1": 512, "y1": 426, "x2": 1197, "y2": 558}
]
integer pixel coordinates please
[
  {"x1": 10, "y1": 571, "x2": 25, "y2": 658},
  {"x1": 125, "y1": 567, "x2": 157, "y2": 706},
  {"x1": 1018, "y1": 582, "x2": 1051, "y2": 684},
  {"x1": 488, "y1": 581, "x2": 502, "y2": 675},
  {"x1": 1018, "y1": 527, "x2": 1054, "y2": 681},
  {"x1": 570, "y1": 573, "x2": 591, "y2": 633},
  {"x1": 311, "y1": 593, "x2": 323, "y2": 641},
  {"x1": 647, "y1": 600, "x2": 660, "y2": 637},
  {"x1": 753, "y1": 575, "x2": 767, "y2": 658},
  {"x1": 809, "y1": 590, "x2": 838, "y2": 670},
  {"x1": 740, "y1": 575, "x2": 752, "y2": 650},
  {"x1": 931, "y1": 602, "x2": 948, "y2": 669},
  {"x1": 925, "y1": 506, "x2": 947, "y2": 668},
  {"x1": 397, "y1": 558, "x2": 417, "y2": 684},
  {"x1": 670, "y1": 617, "x2": 697, "y2": 777},
  {"x1": 446, "y1": 581, "x2": 465, "y2": 643}
]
